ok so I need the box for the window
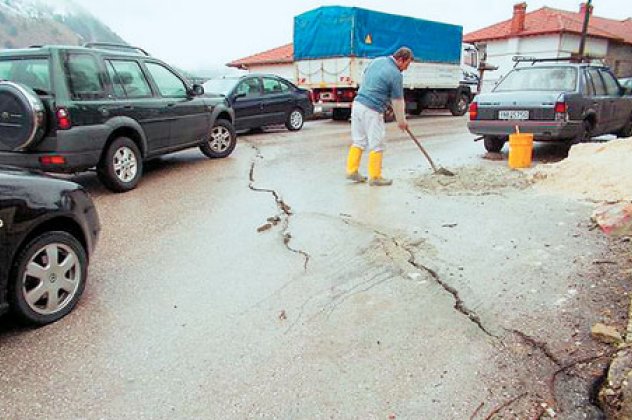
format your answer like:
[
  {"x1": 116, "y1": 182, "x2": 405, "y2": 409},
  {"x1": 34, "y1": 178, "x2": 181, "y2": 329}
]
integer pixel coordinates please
[
  {"x1": 588, "y1": 69, "x2": 606, "y2": 96},
  {"x1": 107, "y1": 60, "x2": 152, "y2": 99},
  {"x1": 145, "y1": 62, "x2": 187, "y2": 97},
  {"x1": 494, "y1": 67, "x2": 577, "y2": 92},
  {"x1": 279, "y1": 80, "x2": 293, "y2": 93},
  {"x1": 235, "y1": 78, "x2": 262, "y2": 97},
  {"x1": 0, "y1": 58, "x2": 51, "y2": 92},
  {"x1": 600, "y1": 70, "x2": 620, "y2": 96},
  {"x1": 66, "y1": 54, "x2": 105, "y2": 99},
  {"x1": 262, "y1": 77, "x2": 283, "y2": 94}
]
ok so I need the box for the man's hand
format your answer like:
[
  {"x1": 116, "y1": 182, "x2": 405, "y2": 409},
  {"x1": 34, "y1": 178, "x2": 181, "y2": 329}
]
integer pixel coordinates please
[{"x1": 397, "y1": 120, "x2": 409, "y2": 131}]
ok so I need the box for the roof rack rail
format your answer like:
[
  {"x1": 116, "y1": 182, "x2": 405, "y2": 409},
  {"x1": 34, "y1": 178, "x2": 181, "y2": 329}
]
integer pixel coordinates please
[
  {"x1": 83, "y1": 42, "x2": 150, "y2": 56},
  {"x1": 512, "y1": 55, "x2": 604, "y2": 68}
]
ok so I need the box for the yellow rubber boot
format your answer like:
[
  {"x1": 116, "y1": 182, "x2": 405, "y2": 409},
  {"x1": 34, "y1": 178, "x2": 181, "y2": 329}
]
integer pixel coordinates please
[
  {"x1": 368, "y1": 151, "x2": 392, "y2": 186},
  {"x1": 346, "y1": 146, "x2": 367, "y2": 182}
]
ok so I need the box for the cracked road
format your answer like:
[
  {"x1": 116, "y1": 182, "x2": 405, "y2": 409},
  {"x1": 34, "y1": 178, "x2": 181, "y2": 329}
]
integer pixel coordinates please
[{"x1": 0, "y1": 113, "x2": 623, "y2": 419}]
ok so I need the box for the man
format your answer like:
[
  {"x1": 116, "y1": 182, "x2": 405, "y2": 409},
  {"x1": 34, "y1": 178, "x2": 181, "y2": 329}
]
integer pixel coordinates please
[{"x1": 345, "y1": 47, "x2": 413, "y2": 186}]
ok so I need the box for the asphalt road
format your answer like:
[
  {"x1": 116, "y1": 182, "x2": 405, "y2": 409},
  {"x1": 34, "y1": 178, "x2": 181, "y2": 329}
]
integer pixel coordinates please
[{"x1": 0, "y1": 113, "x2": 622, "y2": 419}]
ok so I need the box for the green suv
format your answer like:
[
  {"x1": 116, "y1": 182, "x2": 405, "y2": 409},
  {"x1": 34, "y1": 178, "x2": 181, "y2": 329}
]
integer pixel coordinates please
[{"x1": 0, "y1": 43, "x2": 236, "y2": 192}]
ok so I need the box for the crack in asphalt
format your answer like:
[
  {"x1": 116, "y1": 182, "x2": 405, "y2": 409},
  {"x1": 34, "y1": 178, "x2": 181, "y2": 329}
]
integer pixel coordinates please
[
  {"x1": 397, "y1": 238, "x2": 499, "y2": 339},
  {"x1": 247, "y1": 143, "x2": 310, "y2": 270},
  {"x1": 510, "y1": 329, "x2": 562, "y2": 366},
  {"x1": 338, "y1": 217, "x2": 498, "y2": 338}
]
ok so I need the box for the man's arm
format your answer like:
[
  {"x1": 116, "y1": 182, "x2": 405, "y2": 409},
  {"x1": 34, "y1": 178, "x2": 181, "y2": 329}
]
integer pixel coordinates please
[{"x1": 390, "y1": 74, "x2": 408, "y2": 131}]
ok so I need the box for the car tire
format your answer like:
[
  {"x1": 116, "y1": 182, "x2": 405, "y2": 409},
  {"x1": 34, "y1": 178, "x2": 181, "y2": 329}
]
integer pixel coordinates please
[
  {"x1": 199, "y1": 119, "x2": 237, "y2": 159},
  {"x1": 285, "y1": 108, "x2": 304, "y2": 131},
  {"x1": 572, "y1": 119, "x2": 594, "y2": 144},
  {"x1": 615, "y1": 113, "x2": 632, "y2": 138},
  {"x1": 332, "y1": 108, "x2": 351, "y2": 121},
  {"x1": 9, "y1": 231, "x2": 88, "y2": 326},
  {"x1": 483, "y1": 135, "x2": 506, "y2": 153},
  {"x1": 449, "y1": 92, "x2": 470, "y2": 116},
  {"x1": 97, "y1": 136, "x2": 143, "y2": 193}
]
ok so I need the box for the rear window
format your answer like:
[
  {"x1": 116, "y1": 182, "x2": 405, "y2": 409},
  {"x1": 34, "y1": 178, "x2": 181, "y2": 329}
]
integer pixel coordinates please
[
  {"x1": 495, "y1": 67, "x2": 577, "y2": 92},
  {"x1": 0, "y1": 57, "x2": 51, "y2": 93}
]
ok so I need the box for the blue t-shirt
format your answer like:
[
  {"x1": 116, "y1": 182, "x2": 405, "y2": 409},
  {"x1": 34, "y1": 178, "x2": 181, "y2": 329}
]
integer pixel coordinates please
[{"x1": 355, "y1": 56, "x2": 404, "y2": 113}]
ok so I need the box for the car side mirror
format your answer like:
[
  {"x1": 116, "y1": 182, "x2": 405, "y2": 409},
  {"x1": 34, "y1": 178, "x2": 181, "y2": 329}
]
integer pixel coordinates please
[
  {"x1": 232, "y1": 92, "x2": 246, "y2": 101},
  {"x1": 191, "y1": 84, "x2": 204, "y2": 96}
]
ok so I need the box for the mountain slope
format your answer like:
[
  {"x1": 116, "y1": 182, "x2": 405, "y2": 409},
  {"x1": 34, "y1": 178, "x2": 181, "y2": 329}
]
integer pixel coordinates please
[{"x1": 0, "y1": 0, "x2": 126, "y2": 49}]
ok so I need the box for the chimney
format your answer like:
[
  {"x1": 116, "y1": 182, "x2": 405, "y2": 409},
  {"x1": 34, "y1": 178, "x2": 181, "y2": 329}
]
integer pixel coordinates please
[
  {"x1": 511, "y1": 3, "x2": 527, "y2": 34},
  {"x1": 579, "y1": 2, "x2": 593, "y2": 16}
]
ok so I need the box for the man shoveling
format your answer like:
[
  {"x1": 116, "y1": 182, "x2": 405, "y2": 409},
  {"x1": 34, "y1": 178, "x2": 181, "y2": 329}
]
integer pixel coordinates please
[{"x1": 345, "y1": 47, "x2": 413, "y2": 186}]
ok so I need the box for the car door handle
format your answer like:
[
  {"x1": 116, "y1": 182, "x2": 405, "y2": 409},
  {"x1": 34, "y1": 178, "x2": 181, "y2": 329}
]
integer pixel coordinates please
[
  {"x1": 123, "y1": 105, "x2": 133, "y2": 110},
  {"x1": 167, "y1": 103, "x2": 176, "y2": 107}
]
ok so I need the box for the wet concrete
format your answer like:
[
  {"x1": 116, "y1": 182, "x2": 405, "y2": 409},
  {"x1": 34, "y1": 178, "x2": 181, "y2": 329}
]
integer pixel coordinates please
[{"x1": 0, "y1": 112, "x2": 626, "y2": 418}]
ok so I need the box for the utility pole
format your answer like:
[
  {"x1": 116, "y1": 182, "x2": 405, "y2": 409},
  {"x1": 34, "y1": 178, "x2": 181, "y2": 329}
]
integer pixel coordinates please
[{"x1": 577, "y1": 0, "x2": 592, "y2": 61}]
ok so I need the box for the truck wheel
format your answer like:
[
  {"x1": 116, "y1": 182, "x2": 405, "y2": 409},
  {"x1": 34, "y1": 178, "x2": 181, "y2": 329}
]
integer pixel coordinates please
[
  {"x1": 97, "y1": 136, "x2": 143, "y2": 193},
  {"x1": 383, "y1": 105, "x2": 395, "y2": 123},
  {"x1": 483, "y1": 135, "x2": 506, "y2": 153},
  {"x1": 449, "y1": 93, "x2": 470, "y2": 116},
  {"x1": 332, "y1": 109, "x2": 351, "y2": 121},
  {"x1": 200, "y1": 119, "x2": 237, "y2": 158}
]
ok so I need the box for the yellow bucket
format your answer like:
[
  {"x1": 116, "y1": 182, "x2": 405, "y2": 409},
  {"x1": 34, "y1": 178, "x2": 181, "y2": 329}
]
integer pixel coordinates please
[{"x1": 508, "y1": 133, "x2": 534, "y2": 169}]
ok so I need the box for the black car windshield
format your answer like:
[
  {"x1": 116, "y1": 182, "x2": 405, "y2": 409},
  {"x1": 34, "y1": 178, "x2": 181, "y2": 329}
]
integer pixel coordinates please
[
  {"x1": 0, "y1": 58, "x2": 51, "y2": 93},
  {"x1": 202, "y1": 78, "x2": 239, "y2": 95},
  {"x1": 495, "y1": 67, "x2": 577, "y2": 92}
]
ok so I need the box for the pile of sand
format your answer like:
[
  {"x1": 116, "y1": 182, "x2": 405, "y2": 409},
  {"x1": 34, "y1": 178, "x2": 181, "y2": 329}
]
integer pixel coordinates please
[
  {"x1": 414, "y1": 165, "x2": 532, "y2": 195},
  {"x1": 530, "y1": 138, "x2": 632, "y2": 202}
]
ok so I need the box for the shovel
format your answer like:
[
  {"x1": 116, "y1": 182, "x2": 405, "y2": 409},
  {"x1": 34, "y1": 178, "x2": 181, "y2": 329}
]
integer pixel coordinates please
[{"x1": 405, "y1": 128, "x2": 455, "y2": 176}]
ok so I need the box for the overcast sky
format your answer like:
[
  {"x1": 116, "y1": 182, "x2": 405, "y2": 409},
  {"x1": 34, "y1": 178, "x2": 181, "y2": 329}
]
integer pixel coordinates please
[{"x1": 77, "y1": 0, "x2": 628, "y2": 72}]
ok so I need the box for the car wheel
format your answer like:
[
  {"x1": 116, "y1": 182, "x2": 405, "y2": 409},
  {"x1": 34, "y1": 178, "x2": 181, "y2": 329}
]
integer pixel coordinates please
[
  {"x1": 615, "y1": 113, "x2": 632, "y2": 138},
  {"x1": 9, "y1": 231, "x2": 87, "y2": 325},
  {"x1": 199, "y1": 119, "x2": 237, "y2": 158},
  {"x1": 483, "y1": 135, "x2": 506, "y2": 153},
  {"x1": 449, "y1": 93, "x2": 470, "y2": 116},
  {"x1": 97, "y1": 136, "x2": 143, "y2": 193},
  {"x1": 285, "y1": 108, "x2": 304, "y2": 131},
  {"x1": 572, "y1": 119, "x2": 594, "y2": 144}
]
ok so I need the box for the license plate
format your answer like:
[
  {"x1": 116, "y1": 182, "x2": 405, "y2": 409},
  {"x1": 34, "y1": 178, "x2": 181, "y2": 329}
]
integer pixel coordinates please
[{"x1": 498, "y1": 110, "x2": 529, "y2": 120}]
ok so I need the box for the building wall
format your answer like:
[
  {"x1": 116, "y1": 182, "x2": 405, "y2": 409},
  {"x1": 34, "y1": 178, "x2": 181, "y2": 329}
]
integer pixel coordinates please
[
  {"x1": 606, "y1": 42, "x2": 632, "y2": 78},
  {"x1": 243, "y1": 63, "x2": 295, "y2": 82},
  {"x1": 479, "y1": 34, "x2": 608, "y2": 91}
]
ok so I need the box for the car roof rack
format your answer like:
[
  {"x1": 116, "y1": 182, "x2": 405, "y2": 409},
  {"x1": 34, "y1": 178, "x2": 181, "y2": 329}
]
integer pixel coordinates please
[
  {"x1": 512, "y1": 55, "x2": 604, "y2": 68},
  {"x1": 83, "y1": 42, "x2": 150, "y2": 56}
]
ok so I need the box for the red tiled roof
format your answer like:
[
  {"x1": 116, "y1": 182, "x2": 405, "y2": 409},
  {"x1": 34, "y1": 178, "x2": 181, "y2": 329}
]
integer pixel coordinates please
[
  {"x1": 227, "y1": 44, "x2": 293, "y2": 68},
  {"x1": 464, "y1": 7, "x2": 632, "y2": 45}
]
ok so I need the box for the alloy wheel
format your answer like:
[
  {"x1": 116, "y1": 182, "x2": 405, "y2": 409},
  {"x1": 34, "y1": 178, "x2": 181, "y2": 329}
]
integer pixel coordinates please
[
  {"x1": 209, "y1": 125, "x2": 232, "y2": 153},
  {"x1": 21, "y1": 243, "x2": 82, "y2": 316},
  {"x1": 113, "y1": 146, "x2": 138, "y2": 183},
  {"x1": 290, "y1": 110, "x2": 303, "y2": 129}
]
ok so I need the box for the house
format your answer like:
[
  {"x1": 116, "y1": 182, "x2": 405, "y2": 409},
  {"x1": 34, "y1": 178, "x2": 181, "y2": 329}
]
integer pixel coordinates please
[
  {"x1": 464, "y1": 2, "x2": 632, "y2": 91},
  {"x1": 226, "y1": 43, "x2": 295, "y2": 81}
]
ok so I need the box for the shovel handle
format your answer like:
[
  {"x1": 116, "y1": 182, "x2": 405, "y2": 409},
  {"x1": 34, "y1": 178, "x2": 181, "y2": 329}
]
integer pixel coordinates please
[{"x1": 406, "y1": 128, "x2": 438, "y2": 172}]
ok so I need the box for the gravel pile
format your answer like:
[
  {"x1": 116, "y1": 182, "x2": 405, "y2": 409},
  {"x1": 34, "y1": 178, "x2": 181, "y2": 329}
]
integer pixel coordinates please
[{"x1": 414, "y1": 165, "x2": 532, "y2": 195}]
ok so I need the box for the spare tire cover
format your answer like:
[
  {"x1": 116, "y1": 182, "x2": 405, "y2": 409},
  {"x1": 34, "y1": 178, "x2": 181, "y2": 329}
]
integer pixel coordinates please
[{"x1": 0, "y1": 81, "x2": 46, "y2": 151}]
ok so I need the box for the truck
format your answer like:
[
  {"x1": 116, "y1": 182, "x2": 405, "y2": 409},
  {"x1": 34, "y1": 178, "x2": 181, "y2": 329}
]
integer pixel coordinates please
[{"x1": 294, "y1": 6, "x2": 481, "y2": 120}]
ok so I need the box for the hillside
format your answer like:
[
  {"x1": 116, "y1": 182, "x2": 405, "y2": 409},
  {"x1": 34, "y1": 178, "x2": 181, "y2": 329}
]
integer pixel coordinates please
[{"x1": 0, "y1": 0, "x2": 126, "y2": 49}]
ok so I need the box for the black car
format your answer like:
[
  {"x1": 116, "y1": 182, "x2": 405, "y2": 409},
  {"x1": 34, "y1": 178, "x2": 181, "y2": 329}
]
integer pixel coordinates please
[
  {"x1": 203, "y1": 74, "x2": 314, "y2": 132},
  {"x1": 0, "y1": 165, "x2": 100, "y2": 325},
  {"x1": 0, "y1": 43, "x2": 237, "y2": 192},
  {"x1": 468, "y1": 58, "x2": 632, "y2": 152}
]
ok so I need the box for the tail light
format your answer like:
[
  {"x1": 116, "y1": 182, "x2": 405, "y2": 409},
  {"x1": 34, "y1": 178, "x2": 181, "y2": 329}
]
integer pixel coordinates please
[
  {"x1": 308, "y1": 90, "x2": 314, "y2": 103},
  {"x1": 39, "y1": 155, "x2": 67, "y2": 165},
  {"x1": 469, "y1": 102, "x2": 478, "y2": 120},
  {"x1": 554, "y1": 101, "x2": 567, "y2": 120},
  {"x1": 56, "y1": 107, "x2": 72, "y2": 130}
]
